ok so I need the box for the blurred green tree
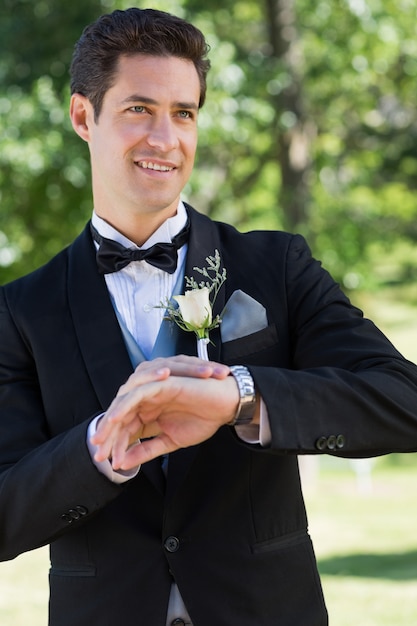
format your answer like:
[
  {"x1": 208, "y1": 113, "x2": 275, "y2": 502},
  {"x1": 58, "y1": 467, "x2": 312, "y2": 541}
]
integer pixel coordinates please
[
  {"x1": 1, "y1": 0, "x2": 417, "y2": 291},
  {"x1": 0, "y1": 0, "x2": 106, "y2": 283}
]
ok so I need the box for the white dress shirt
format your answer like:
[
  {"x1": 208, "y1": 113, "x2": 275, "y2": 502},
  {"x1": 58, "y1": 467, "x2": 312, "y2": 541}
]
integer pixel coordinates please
[{"x1": 92, "y1": 203, "x2": 188, "y2": 360}]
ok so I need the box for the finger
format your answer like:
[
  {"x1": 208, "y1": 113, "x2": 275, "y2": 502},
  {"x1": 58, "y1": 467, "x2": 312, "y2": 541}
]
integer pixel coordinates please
[
  {"x1": 114, "y1": 422, "x2": 162, "y2": 468},
  {"x1": 136, "y1": 355, "x2": 230, "y2": 379},
  {"x1": 91, "y1": 410, "x2": 119, "y2": 445},
  {"x1": 111, "y1": 428, "x2": 133, "y2": 469},
  {"x1": 128, "y1": 425, "x2": 145, "y2": 447},
  {"x1": 103, "y1": 380, "x2": 168, "y2": 427},
  {"x1": 119, "y1": 433, "x2": 176, "y2": 468},
  {"x1": 92, "y1": 421, "x2": 122, "y2": 462},
  {"x1": 117, "y1": 365, "x2": 170, "y2": 396},
  {"x1": 91, "y1": 402, "x2": 146, "y2": 446}
]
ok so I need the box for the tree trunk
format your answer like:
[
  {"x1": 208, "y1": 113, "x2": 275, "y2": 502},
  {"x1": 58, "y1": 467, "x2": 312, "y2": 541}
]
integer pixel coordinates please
[{"x1": 264, "y1": 0, "x2": 312, "y2": 231}]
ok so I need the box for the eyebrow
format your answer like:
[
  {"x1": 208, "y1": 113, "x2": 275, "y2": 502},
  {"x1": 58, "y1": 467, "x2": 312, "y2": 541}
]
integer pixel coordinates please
[{"x1": 121, "y1": 95, "x2": 199, "y2": 110}]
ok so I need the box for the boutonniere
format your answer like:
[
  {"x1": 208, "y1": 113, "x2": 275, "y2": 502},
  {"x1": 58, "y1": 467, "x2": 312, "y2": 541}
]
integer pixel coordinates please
[{"x1": 160, "y1": 250, "x2": 226, "y2": 360}]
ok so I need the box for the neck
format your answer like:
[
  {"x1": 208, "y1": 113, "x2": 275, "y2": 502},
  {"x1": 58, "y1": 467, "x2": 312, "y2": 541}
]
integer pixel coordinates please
[
  {"x1": 94, "y1": 207, "x2": 179, "y2": 246},
  {"x1": 92, "y1": 201, "x2": 188, "y2": 248}
]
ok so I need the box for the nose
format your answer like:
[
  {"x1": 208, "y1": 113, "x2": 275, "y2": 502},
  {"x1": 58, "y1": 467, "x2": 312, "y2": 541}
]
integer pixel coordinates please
[{"x1": 146, "y1": 114, "x2": 179, "y2": 152}]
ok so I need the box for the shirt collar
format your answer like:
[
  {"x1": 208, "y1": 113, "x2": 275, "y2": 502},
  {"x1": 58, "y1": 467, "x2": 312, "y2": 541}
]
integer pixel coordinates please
[{"x1": 91, "y1": 201, "x2": 188, "y2": 250}]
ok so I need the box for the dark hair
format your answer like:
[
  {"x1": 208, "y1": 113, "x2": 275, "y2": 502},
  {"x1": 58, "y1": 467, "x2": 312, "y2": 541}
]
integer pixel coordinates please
[{"x1": 70, "y1": 8, "x2": 211, "y2": 120}]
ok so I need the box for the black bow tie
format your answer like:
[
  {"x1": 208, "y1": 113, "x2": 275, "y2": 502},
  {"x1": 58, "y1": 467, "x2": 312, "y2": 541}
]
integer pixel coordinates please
[{"x1": 90, "y1": 219, "x2": 190, "y2": 275}]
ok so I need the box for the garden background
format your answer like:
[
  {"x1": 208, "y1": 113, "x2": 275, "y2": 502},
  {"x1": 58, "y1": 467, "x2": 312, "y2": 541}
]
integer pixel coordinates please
[{"x1": 1, "y1": 0, "x2": 417, "y2": 623}]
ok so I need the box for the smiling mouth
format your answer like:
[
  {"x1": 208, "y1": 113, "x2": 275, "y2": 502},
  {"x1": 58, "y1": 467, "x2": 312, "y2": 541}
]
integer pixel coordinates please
[{"x1": 137, "y1": 161, "x2": 174, "y2": 172}]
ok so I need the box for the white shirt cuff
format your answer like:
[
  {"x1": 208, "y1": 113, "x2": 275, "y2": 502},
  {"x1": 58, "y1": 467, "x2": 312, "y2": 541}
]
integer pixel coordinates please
[
  {"x1": 87, "y1": 414, "x2": 140, "y2": 484},
  {"x1": 234, "y1": 397, "x2": 271, "y2": 446}
]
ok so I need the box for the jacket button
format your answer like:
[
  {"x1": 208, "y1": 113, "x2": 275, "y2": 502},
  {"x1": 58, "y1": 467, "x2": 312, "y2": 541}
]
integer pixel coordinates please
[
  {"x1": 336, "y1": 434, "x2": 345, "y2": 449},
  {"x1": 327, "y1": 435, "x2": 337, "y2": 450},
  {"x1": 315, "y1": 436, "x2": 327, "y2": 451},
  {"x1": 171, "y1": 620, "x2": 186, "y2": 626},
  {"x1": 164, "y1": 536, "x2": 180, "y2": 553},
  {"x1": 75, "y1": 505, "x2": 88, "y2": 516},
  {"x1": 68, "y1": 508, "x2": 82, "y2": 521},
  {"x1": 61, "y1": 505, "x2": 89, "y2": 524}
]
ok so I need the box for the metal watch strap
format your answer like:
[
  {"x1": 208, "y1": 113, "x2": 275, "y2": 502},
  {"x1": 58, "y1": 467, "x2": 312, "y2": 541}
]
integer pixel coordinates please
[{"x1": 228, "y1": 365, "x2": 257, "y2": 426}]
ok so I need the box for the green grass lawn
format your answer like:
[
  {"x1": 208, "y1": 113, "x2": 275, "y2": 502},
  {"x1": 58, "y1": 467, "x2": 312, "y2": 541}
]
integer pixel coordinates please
[
  {"x1": 0, "y1": 546, "x2": 49, "y2": 625},
  {"x1": 305, "y1": 460, "x2": 417, "y2": 625}
]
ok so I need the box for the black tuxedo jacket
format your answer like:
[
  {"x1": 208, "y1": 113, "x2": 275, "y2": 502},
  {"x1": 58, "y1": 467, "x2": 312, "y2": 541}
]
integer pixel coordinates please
[{"x1": 1, "y1": 206, "x2": 417, "y2": 626}]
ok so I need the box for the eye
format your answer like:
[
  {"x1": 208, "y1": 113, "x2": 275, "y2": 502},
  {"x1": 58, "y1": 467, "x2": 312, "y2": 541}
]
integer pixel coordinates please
[
  {"x1": 129, "y1": 105, "x2": 146, "y2": 113},
  {"x1": 177, "y1": 110, "x2": 193, "y2": 119}
]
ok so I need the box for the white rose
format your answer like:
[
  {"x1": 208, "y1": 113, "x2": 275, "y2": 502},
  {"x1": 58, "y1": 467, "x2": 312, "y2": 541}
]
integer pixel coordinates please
[{"x1": 174, "y1": 287, "x2": 212, "y2": 330}]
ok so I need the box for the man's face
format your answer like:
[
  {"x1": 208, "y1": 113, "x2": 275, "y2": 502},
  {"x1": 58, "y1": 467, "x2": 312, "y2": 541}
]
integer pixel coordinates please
[{"x1": 74, "y1": 54, "x2": 200, "y2": 234}]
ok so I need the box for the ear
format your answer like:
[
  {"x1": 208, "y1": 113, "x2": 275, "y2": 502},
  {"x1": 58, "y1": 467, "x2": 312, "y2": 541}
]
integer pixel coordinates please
[{"x1": 70, "y1": 93, "x2": 94, "y2": 142}]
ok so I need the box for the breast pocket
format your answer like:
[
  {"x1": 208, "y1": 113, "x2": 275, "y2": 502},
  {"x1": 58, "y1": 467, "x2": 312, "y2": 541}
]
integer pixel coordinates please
[{"x1": 221, "y1": 323, "x2": 279, "y2": 364}]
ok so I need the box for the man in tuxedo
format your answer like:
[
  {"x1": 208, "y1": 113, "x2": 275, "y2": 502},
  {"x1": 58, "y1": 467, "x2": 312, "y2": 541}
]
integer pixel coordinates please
[{"x1": 1, "y1": 7, "x2": 417, "y2": 626}]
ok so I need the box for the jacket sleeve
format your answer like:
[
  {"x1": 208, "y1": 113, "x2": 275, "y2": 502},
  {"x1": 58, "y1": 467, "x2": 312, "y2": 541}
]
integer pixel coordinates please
[
  {"x1": 0, "y1": 287, "x2": 123, "y2": 562},
  {"x1": 249, "y1": 234, "x2": 417, "y2": 457}
]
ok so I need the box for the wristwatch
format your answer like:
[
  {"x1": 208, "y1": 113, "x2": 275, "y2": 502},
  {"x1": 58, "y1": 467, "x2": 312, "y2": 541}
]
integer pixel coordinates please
[{"x1": 228, "y1": 365, "x2": 257, "y2": 426}]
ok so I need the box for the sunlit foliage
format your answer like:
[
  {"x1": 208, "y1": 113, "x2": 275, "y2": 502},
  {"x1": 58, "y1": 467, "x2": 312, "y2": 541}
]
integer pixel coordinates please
[{"x1": 1, "y1": 0, "x2": 416, "y2": 290}]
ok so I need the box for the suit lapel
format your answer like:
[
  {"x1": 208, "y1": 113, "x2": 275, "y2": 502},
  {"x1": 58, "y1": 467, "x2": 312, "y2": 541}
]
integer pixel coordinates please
[
  {"x1": 181, "y1": 205, "x2": 225, "y2": 363},
  {"x1": 67, "y1": 225, "x2": 133, "y2": 410}
]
